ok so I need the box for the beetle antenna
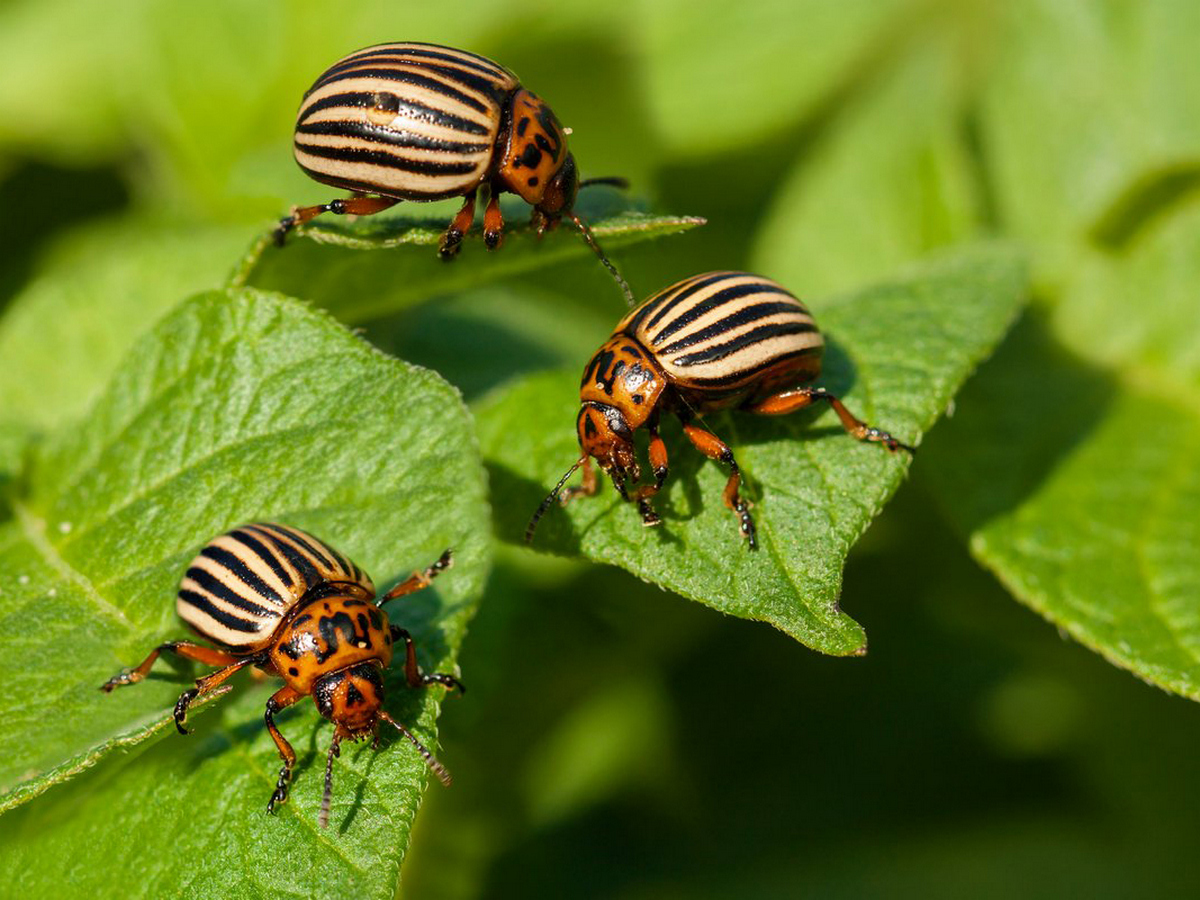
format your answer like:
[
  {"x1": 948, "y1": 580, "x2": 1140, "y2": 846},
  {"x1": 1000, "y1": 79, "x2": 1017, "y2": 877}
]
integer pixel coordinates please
[
  {"x1": 379, "y1": 711, "x2": 452, "y2": 787},
  {"x1": 318, "y1": 732, "x2": 342, "y2": 829},
  {"x1": 525, "y1": 456, "x2": 586, "y2": 544},
  {"x1": 569, "y1": 212, "x2": 636, "y2": 307},
  {"x1": 579, "y1": 176, "x2": 630, "y2": 190}
]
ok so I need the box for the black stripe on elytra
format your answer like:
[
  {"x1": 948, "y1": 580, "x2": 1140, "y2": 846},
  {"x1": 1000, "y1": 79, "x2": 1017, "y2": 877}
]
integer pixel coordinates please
[
  {"x1": 231, "y1": 529, "x2": 294, "y2": 591},
  {"x1": 340, "y1": 45, "x2": 509, "y2": 79},
  {"x1": 296, "y1": 120, "x2": 489, "y2": 154},
  {"x1": 671, "y1": 322, "x2": 819, "y2": 368},
  {"x1": 656, "y1": 301, "x2": 813, "y2": 354},
  {"x1": 270, "y1": 526, "x2": 338, "y2": 571},
  {"x1": 680, "y1": 345, "x2": 823, "y2": 387},
  {"x1": 650, "y1": 286, "x2": 797, "y2": 345},
  {"x1": 296, "y1": 141, "x2": 479, "y2": 176},
  {"x1": 316, "y1": 50, "x2": 500, "y2": 88},
  {"x1": 313, "y1": 67, "x2": 494, "y2": 114},
  {"x1": 246, "y1": 525, "x2": 324, "y2": 589},
  {"x1": 178, "y1": 588, "x2": 265, "y2": 633},
  {"x1": 300, "y1": 91, "x2": 491, "y2": 137},
  {"x1": 638, "y1": 273, "x2": 737, "y2": 333},
  {"x1": 199, "y1": 545, "x2": 284, "y2": 605},
  {"x1": 185, "y1": 567, "x2": 278, "y2": 618}
]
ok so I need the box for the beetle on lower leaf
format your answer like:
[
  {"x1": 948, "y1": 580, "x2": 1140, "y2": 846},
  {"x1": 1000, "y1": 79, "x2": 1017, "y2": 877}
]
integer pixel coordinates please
[
  {"x1": 525, "y1": 271, "x2": 915, "y2": 549},
  {"x1": 274, "y1": 41, "x2": 634, "y2": 302},
  {"x1": 100, "y1": 522, "x2": 462, "y2": 828}
]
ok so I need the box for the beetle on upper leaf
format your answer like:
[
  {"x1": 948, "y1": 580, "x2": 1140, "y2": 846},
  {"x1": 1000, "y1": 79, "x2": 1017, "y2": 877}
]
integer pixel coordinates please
[{"x1": 275, "y1": 41, "x2": 633, "y2": 302}]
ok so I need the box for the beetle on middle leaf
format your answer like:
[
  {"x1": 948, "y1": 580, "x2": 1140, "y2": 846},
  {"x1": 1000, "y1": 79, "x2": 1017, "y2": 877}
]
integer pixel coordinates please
[{"x1": 526, "y1": 271, "x2": 914, "y2": 548}]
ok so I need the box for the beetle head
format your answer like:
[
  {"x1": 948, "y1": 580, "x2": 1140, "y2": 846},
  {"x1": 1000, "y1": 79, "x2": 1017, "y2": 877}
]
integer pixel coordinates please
[
  {"x1": 535, "y1": 152, "x2": 579, "y2": 221},
  {"x1": 314, "y1": 662, "x2": 385, "y2": 737},
  {"x1": 577, "y1": 402, "x2": 638, "y2": 491}
]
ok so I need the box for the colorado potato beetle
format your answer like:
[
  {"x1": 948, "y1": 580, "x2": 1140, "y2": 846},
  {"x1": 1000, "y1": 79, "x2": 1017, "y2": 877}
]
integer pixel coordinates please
[
  {"x1": 526, "y1": 272, "x2": 914, "y2": 548},
  {"x1": 275, "y1": 41, "x2": 633, "y2": 301},
  {"x1": 100, "y1": 522, "x2": 462, "y2": 828}
]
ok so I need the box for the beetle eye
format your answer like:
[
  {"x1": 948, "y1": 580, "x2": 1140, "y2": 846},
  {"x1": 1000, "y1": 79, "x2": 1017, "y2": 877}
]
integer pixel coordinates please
[{"x1": 606, "y1": 408, "x2": 632, "y2": 440}]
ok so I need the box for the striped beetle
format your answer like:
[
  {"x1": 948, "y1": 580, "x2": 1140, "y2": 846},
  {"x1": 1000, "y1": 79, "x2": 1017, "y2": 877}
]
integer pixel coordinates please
[
  {"x1": 275, "y1": 41, "x2": 633, "y2": 300},
  {"x1": 526, "y1": 272, "x2": 914, "y2": 548},
  {"x1": 100, "y1": 523, "x2": 462, "y2": 828}
]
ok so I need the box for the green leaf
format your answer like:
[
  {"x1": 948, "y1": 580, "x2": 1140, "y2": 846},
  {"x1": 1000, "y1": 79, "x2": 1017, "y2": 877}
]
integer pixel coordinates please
[
  {"x1": 914, "y1": 3, "x2": 1200, "y2": 700},
  {"x1": 239, "y1": 205, "x2": 706, "y2": 324},
  {"x1": 0, "y1": 216, "x2": 262, "y2": 435},
  {"x1": 752, "y1": 31, "x2": 982, "y2": 298},
  {"x1": 639, "y1": 0, "x2": 917, "y2": 158},
  {"x1": 925, "y1": 209, "x2": 1200, "y2": 699},
  {"x1": 979, "y1": 0, "x2": 1200, "y2": 278},
  {"x1": 0, "y1": 288, "x2": 489, "y2": 895},
  {"x1": 475, "y1": 246, "x2": 1026, "y2": 653}
]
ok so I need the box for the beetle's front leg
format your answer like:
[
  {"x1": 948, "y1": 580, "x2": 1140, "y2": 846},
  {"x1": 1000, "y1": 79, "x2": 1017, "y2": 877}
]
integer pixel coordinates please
[
  {"x1": 264, "y1": 685, "x2": 304, "y2": 814},
  {"x1": 439, "y1": 189, "x2": 479, "y2": 259},
  {"x1": 681, "y1": 422, "x2": 757, "y2": 549},
  {"x1": 483, "y1": 187, "x2": 504, "y2": 250},
  {"x1": 560, "y1": 456, "x2": 598, "y2": 506},
  {"x1": 633, "y1": 426, "x2": 669, "y2": 527}
]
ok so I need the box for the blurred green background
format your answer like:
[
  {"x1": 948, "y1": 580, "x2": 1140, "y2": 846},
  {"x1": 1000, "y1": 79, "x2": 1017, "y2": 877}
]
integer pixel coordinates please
[{"x1": 1, "y1": 0, "x2": 1199, "y2": 897}]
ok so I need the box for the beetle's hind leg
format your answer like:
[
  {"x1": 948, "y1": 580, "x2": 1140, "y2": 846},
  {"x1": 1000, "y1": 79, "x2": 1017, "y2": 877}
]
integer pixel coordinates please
[
  {"x1": 100, "y1": 641, "x2": 240, "y2": 693},
  {"x1": 274, "y1": 194, "x2": 402, "y2": 245},
  {"x1": 438, "y1": 189, "x2": 479, "y2": 259},
  {"x1": 681, "y1": 421, "x2": 757, "y2": 549},
  {"x1": 380, "y1": 549, "x2": 454, "y2": 603},
  {"x1": 748, "y1": 387, "x2": 914, "y2": 453}
]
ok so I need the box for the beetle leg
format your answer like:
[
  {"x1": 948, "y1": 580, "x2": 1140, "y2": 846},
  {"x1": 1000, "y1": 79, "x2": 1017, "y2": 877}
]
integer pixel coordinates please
[
  {"x1": 390, "y1": 626, "x2": 465, "y2": 694},
  {"x1": 264, "y1": 685, "x2": 306, "y2": 815},
  {"x1": 172, "y1": 655, "x2": 261, "y2": 735},
  {"x1": 483, "y1": 188, "x2": 504, "y2": 250},
  {"x1": 632, "y1": 427, "x2": 669, "y2": 527},
  {"x1": 560, "y1": 456, "x2": 598, "y2": 505},
  {"x1": 100, "y1": 641, "x2": 241, "y2": 693},
  {"x1": 747, "y1": 388, "x2": 914, "y2": 453},
  {"x1": 681, "y1": 422, "x2": 757, "y2": 549},
  {"x1": 438, "y1": 189, "x2": 479, "y2": 259},
  {"x1": 274, "y1": 194, "x2": 401, "y2": 244},
  {"x1": 380, "y1": 549, "x2": 454, "y2": 603}
]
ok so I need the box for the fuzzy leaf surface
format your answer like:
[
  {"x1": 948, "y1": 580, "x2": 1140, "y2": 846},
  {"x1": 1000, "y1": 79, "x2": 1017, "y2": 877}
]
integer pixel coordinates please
[
  {"x1": 0, "y1": 289, "x2": 489, "y2": 898},
  {"x1": 240, "y1": 205, "x2": 706, "y2": 324}
]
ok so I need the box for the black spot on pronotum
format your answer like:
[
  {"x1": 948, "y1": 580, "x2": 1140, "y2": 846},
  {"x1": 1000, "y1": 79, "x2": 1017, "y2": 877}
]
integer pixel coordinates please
[
  {"x1": 517, "y1": 143, "x2": 542, "y2": 169},
  {"x1": 633, "y1": 394, "x2": 644, "y2": 405},
  {"x1": 316, "y1": 611, "x2": 359, "y2": 663},
  {"x1": 289, "y1": 666, "x2": 300, "y2": 677},
  {"x1": 517, "y1": 116, "x2": 530, "y2": 136},
  {"x1": 346, "y1": 682, "x2": 364, "y2": 706},
  {"x1": 527, "y1": 176, "x2": 539, "y2": 187}
]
